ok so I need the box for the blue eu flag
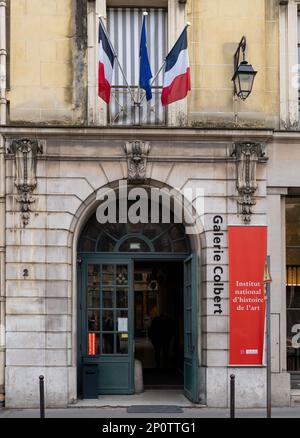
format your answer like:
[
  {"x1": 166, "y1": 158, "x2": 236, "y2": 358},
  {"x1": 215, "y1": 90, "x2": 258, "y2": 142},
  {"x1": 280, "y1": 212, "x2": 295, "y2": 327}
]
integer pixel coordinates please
[{"x1": 139, "y1": 15, "x2": 153, "y2": 101}]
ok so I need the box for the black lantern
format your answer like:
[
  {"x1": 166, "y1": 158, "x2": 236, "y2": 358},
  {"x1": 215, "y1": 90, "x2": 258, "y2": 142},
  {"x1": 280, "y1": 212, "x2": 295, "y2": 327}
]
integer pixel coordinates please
[{"x1": 232, "y1": 36, "x2": 257, "y2": 100}]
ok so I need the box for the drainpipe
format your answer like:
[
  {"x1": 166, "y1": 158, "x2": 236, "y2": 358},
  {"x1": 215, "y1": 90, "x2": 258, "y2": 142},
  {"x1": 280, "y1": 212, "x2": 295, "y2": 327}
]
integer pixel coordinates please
[
  {"x1": 0, "y1": 0, "x2": 6, "y2": 407},
  {"x1": 0, "y1": 0, "x2": 7, "y2": 124},
  {"x1": 0, "y1": 134, "x2": 5, "y2": 407}
]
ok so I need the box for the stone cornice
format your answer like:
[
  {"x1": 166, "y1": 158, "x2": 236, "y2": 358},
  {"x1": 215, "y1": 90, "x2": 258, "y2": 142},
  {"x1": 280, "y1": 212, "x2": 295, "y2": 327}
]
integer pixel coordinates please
[
  {"x1": 19, "y1": 155, "x2": 239, "y2": 163},
  {"x1": 0, "y1": 126, "x2": 274, "y2": 143},
  {"x1": 273, "y1": 131, "x2": 300, "y2": 142}
]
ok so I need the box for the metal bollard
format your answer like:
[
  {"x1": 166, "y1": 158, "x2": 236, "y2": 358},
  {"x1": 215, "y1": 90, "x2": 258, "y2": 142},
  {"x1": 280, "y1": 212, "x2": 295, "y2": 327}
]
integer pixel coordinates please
[
  {"x1": 230, "y1": 374, "x2": 235, "y2": 418},
  {"x1": 39, "y1": 375, "x2": 45, "y2": 418}
]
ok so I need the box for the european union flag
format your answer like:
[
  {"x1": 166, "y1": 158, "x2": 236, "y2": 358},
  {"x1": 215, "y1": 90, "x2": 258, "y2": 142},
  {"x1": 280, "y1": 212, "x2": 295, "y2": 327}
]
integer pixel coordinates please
[{"x1": 139, "y1": 15, "x2": 153, "y2": 101}]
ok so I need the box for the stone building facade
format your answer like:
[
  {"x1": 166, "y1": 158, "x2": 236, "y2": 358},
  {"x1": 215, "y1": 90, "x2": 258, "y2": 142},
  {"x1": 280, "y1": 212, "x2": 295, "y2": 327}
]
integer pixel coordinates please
[{"x1": 0, "y1": 0, "x2": 300, "y2": 408}]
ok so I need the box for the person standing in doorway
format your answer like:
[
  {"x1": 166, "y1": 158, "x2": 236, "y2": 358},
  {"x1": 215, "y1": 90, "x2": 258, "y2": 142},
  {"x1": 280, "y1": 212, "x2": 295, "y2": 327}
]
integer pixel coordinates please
[{"x1": 148, "y1": 314, "x2": 174, "y2": 369}]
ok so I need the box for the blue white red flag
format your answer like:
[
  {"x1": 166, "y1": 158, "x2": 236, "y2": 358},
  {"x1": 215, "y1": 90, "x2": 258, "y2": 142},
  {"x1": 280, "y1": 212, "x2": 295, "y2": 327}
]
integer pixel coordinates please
[
  {"x1": 98, "y1": 21, "x2": 115, "y2": 104},
  {"x1": 161, "y1": 26, "x2": 191, "y2": 106}
]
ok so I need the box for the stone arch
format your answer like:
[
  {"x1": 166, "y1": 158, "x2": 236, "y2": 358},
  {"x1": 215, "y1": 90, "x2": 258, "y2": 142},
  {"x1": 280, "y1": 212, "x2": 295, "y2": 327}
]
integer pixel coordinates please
[{"x1": 68, "y1": 177, "x2": 206, "y2": 402}]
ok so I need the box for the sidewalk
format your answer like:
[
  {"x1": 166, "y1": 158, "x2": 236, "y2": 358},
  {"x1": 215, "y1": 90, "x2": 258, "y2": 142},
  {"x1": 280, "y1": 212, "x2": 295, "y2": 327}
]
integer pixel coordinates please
[{"x1": 0, "y1": 407, "x2": 299, "y2": 418}]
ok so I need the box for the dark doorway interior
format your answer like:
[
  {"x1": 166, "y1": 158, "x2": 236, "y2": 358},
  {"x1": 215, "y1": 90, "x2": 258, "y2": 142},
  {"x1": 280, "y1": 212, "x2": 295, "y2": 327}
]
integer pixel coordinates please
[{"x1": 134, "y1": 260, "x2": 184, "y2": 389}]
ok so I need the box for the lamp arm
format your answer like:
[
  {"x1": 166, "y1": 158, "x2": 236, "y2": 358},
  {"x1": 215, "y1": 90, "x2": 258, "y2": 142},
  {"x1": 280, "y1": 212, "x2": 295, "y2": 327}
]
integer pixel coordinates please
[{"x1": 234, "y1": 36, "x2": 247, "y2": 73}]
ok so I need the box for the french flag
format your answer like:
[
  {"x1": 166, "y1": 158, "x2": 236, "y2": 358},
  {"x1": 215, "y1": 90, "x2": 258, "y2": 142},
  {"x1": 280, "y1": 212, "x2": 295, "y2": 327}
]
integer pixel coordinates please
[
  {"x1": 161, "y1": 26, "x2": 191, "y2": 106},
  {"x1": 98, "y1": 20, "x2": 115, "y2": 104}
]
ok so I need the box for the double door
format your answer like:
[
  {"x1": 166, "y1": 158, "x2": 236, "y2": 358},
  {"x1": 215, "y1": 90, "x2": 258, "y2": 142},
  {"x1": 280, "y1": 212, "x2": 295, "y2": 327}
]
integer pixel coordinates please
[{"x1": 78, "y1": 255, "x2": 198, "y2": 400}]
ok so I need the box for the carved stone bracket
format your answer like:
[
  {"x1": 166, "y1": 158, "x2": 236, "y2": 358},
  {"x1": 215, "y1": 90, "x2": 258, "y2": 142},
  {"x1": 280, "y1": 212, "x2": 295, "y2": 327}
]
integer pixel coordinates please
[
  {"x1": 231, "y1": 142, "x2": 266, "y2": 224},
  {"x1": 8, "y1": 138, "x2": 43, "y2": 227},
  {"x1": 124, "y1": 140, "x2": 150, "y2": 182}
]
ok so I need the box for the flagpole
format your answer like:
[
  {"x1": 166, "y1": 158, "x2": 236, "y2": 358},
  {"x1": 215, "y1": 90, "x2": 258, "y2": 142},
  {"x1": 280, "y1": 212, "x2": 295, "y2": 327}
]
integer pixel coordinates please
[{"x1": 98, "y1": 16, "x2": 136, "y2": 104}]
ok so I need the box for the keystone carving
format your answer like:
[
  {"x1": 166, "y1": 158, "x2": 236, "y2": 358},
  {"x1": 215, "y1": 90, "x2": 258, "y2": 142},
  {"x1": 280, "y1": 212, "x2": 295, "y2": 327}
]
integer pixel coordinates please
[{"x1": 124, "y1": 140, "x2": 150, "y2": 181}]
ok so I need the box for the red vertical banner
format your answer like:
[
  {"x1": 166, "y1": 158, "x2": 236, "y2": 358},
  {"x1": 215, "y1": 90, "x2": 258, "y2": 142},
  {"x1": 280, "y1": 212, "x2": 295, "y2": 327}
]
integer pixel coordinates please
[{"x1": 228, "y1": 226, "x2": 267, "y2": 365}]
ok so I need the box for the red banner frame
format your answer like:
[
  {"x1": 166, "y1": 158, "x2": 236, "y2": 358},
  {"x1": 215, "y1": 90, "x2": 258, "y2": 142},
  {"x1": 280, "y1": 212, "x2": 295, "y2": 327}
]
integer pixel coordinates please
[{"x1": 228, "y1": 226, "x2": 267, "y2": 365}]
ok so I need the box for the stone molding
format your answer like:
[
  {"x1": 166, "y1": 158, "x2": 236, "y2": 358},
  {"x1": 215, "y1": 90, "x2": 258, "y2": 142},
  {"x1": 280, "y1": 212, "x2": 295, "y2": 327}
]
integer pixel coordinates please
[
  {"x1": 232, "y1": 142, "x2": 266, "y2": 223},
  {"x1": 279, "y1": 0, "x2": 299, "y2": 129},
  {"x1": 124, "y1": 140, "x2": 150, "y2": 181},
  {"x1": 7, "y1": 138, "x2": 43, "y2": 227}
]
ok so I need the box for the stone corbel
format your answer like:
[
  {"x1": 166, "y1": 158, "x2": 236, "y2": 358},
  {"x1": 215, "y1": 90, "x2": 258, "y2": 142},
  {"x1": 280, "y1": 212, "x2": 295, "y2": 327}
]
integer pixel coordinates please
[
  {"x1": 7, "y1": 138, "x2": 43, "y2": 227},
  {"x1": 232, "y1": 142, "x2": 266, "y2": 224},
  {"x1": 124, "y1": 140, "x2": 150, "y2": 182}
]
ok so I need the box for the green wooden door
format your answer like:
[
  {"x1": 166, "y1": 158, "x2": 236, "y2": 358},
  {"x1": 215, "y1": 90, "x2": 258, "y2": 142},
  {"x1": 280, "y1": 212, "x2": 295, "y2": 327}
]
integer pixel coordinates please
[
  {"x1": 79, "y1": 258, "x2": 134, "y2": 395},
  {"x1": 183, "y1": 254, "x2": 198, "y2": 402}
]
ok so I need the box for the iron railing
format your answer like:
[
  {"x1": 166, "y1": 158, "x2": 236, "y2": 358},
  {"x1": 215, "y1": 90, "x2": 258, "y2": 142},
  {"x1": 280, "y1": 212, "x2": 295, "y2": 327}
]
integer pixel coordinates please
[{"x1": 108, "y1": 85, "x2": 167, "y2": 126}]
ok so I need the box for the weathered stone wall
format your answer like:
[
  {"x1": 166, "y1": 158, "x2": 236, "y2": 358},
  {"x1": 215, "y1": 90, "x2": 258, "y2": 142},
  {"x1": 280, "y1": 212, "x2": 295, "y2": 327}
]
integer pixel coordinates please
[
  {"x1": 8, "y1": 0, "x2": 280, "y2": 127},
  {"x1": 2, "y1": 128, "x2": 290, "y2": 408},
  {"x1": 187, "y1": 0, "x2": 279, "y2": 128},
  {"x1": 8, "y1": 0, "x2": 87, "y2": 125}
]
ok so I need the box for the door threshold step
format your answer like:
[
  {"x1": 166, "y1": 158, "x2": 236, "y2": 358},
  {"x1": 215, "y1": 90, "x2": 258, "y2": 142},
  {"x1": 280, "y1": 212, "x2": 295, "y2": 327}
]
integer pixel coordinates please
[
  {"x1": 127, "y1": 405, "x2": 183, "y2": 414},
  {"x1": 144, "y1": 386, "x2": 184, "y2": 390},
  {"x1": 69, "y1": 390, "x2": 203, "y2": 408}
]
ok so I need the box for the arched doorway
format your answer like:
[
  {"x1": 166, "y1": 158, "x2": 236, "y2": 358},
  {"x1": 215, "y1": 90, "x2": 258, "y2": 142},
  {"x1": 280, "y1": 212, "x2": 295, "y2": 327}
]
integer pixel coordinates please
[{"x1": 77, "y1": 196, "x2": 199, "y2": 402}]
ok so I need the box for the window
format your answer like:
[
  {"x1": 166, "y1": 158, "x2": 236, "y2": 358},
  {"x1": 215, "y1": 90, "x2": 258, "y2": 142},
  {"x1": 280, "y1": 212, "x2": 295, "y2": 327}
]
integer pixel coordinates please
[
  {"x1": 279, "y1": 2, "x2": 299, "y2": 129},
  {"x1": 87, "y1": 0, "x2": 187, "y2": 126},
  {"x1": 87, "y1": 263, "x2": 129, "y2": 356},
  {"x1": 286, "y1": 197, "x2": 300, "y2": 386},
  {"x1": 78, "y1": 211, "x2": 190, "y2": 254},
  {"x1": 107, "y1": 7, "x2": 167, "y2": 125}
]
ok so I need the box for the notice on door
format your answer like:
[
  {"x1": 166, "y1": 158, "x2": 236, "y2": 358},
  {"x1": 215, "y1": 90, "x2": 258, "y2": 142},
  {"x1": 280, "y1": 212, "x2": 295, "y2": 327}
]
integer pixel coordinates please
[
  {"x1": 228, "y1": 226, "x2": 267, "y2": 365},
  {"x1": 118, "y1": 318, "x2": 128, "y2": 332}
]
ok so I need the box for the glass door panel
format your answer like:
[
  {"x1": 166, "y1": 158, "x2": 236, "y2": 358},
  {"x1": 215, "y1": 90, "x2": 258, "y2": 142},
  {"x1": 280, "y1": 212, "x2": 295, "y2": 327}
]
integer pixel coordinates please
[{"x1": 82, "y1": 259, "x2": 133, "y2": 395}]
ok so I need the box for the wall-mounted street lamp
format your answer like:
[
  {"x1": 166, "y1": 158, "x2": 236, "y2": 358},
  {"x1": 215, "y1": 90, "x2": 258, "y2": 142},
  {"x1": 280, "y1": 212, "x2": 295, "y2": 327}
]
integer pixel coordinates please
[{"x1": 232, "y1": 36, "x2": 257, "y2": 101}]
